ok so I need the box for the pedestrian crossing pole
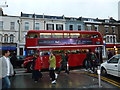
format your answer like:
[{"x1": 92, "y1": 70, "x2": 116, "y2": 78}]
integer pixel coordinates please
[
  {"x1": 67, "y1": 62, "x2": 69, "y2": 71},
  {"x1": 97, "y1": 66, "x2": 102, "y2": 88}
]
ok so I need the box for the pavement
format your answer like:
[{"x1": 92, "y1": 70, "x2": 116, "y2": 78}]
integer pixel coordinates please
[{"x1": 10, "y1": 68, "x2": 117, "y2": 89}]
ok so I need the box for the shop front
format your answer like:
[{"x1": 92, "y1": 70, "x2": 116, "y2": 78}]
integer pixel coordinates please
[
  {"x1": 0, "y1": 43, "x2": 17, "y2": 57},
  {"x1": 106, "y1": 44, "x2": 120, "y2": 55}
]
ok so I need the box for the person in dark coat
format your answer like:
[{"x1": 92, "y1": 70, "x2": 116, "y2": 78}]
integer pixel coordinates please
[
  {"x1": 84, "y1": 49, "x2": 92, "y2": 71},
  {"x1": 108, "y1": 50, "x2": 113, "y2": 59},
  {"x1": 91, "y1": 52, "x2": 97, "y2": 73},
  {"x1": 58, "y1": 52, "x2": 69, "y2": 74},
  {"x1": 10, "y1": 53, "x2": 17, "y2": 68},
  {"x1": 32, "y1": 54, "x2": 42, "y2": 83}
]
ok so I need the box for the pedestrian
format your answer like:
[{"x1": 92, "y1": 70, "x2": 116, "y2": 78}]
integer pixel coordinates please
[
  {"x1": 10, "y1": 52, "x2": 17, "y2": 68},
  {"x1": 32, "y1": 54, "x2": 42, "y2": 83},
  {"x1": 0, "y1": 50, "x2": 14, "y2": 89},
  {"x1": 49, "y1": 52, "x2": 57, "y2": 84},
  {"x1": 58, "y1": 51, "x2": 69, "y2": 74},
  {"x1": 10, "y1": 52, "x2": 17, "y2": 77},
  {"x1": 84, "y1": 49, "x2": 92, "y2": 72},
  {"x1": 64, "y1": 52, "x2": 69, "y2": 74},
  {"x1": 108, "y1": 50, "x2": 113, "y2": 59},
  {"x1": 91, "y1": 51, "x2": 97, "y2": 73},
  {"x1": 95, "y1": 51, "x2": 100, "y2": 66}
]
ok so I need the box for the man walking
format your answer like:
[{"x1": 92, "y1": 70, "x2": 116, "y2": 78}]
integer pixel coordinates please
[
  {"x1": 58, "y1": 52, "x2": 69, "y2": 74},
  {"x1": 0, "y1": 50, "x2": 14, "y2": 89},
  {"x1": 84, "y1": 49, "x2": 92, "y2": 71}
]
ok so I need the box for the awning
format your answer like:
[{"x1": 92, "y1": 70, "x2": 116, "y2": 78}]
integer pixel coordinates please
[
  {"x1": 105, "y1": 44, "x2": 120, "y2": 48},
  {"x1": 0, "y1": 47, "x2": 16, "y2": 49}
]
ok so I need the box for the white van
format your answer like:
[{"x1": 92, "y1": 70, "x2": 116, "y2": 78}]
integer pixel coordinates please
[{"x1": 100, "y1": 54, "x2": 120, "y2": 77}]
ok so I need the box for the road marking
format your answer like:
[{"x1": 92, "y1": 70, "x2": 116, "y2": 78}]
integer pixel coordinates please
[
  {"x1": 84, "y1": 73, "x2": 120, "y2": 87},
  {"x1": 70, "y1": 71, "x2": 120, "y2": 87}
]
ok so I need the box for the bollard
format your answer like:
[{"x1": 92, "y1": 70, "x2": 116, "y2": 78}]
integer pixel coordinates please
[
  {"x1": 67, "y1": 62, "x2": 69, "y2": 71},
  {"x1": 97, "y1": 66, "x2": 102, "y2": 88}
]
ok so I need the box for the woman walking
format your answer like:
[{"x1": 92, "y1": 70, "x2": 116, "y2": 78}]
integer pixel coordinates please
[
  {"x1": 32, "y1": 54, "x2": 42, "y2": 83},
  {"x1": 49, "y1": 52, "x2": 57, "y2": 84}
]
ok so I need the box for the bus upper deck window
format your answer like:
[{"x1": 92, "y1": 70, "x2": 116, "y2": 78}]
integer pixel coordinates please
[
  {"x1": 70, "y1": 33, "x2": 80, "y2": 38},
  {"x1": 52, "y1": 33, "x2": 63, "y2": 38},
  {"x1": 91, "y1": 34, "x2": 99, "y2": 38},
  {"x1": 40, "y1": 33, "x2": 51, "y2": 38},
  {"x1": 28, "y1": 33, "x2": 38, "y2": 38},
  {"x1": 34, "y1": 35, "x2": 38, "y2": 38},
  {"x1": 81, "y1": 34, "x2": 91, "y2": 38},
  {"x1": 64, "y1": 33, "x2": 70, "y2": 38}
]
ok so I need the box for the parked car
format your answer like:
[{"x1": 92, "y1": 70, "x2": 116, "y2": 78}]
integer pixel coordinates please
[{"x1": 100, "y1": 54, "x2": 120, "y2": 77}]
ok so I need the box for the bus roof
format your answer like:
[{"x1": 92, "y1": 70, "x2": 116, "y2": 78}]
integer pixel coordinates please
[{"x1": 27, "y1": 30, "x2": 101, "y2": 34}]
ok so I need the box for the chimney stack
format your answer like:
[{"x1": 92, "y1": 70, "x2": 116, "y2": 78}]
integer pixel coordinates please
[{"x1": 0, "y1": 8, "x2": 3, "y2": 16}]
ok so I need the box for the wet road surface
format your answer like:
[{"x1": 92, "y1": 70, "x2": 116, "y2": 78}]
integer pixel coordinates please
[{"x1": 10, "y1": 68, "x2": 116, "y2": 88}]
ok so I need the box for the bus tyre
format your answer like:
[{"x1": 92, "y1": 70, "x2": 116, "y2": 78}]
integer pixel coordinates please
[
  {"x1": 101, "y1": 68, "x2": 107, "y2": 76},
  {"x1": 26, "y1": 62, "x2": 32, "y2": 72}
]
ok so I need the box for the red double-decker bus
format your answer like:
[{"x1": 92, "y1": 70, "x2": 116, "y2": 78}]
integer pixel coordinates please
[{"x1": 24, "y1": 30, "x2": 103, "y2": 71}]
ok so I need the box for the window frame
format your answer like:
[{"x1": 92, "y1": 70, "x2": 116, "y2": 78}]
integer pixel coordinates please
[
  {"x1": 0, "y1": 21, "x2": 3, "y2": 30},
  {"x1": 56, "y1": 24, "x2": 63, "y2": 30},
  {"x1": 25, "y1": 22, "x2": 29, "y2": 30},
  {"x1": 46, "y1": 24, "x2": 54, "y2": 30},
  {"x1": 10, "y1": 22, "x2": 15, "y2": 30},
  {"x1": 10, "y1": 34, "x2": 14, "y2": 43}
]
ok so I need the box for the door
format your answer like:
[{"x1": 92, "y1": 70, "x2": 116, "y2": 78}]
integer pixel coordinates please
[{"x1": 106, "y1": 56, "x2": 119, "y2": 77}]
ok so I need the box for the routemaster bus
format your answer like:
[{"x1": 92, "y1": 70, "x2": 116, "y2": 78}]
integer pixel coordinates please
[{"x1": 24, "y1": 30, "x2": 103, "y2": 71}]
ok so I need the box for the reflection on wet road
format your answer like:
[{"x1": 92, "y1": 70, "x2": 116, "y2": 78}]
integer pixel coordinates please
[{"x1": 10, "y1": 68, "x2": 116, "y2": 88}]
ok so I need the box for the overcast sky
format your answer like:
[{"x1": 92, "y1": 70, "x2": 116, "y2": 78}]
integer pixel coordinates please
[{"x1": 1, "y1": 0, "x2": 120, "y2": 20}]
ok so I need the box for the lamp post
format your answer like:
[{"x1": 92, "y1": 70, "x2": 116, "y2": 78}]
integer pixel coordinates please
[
  {"x1": 33, "y1": 13, "x2": 35, "y2": 30},
  {"x1": 17, "y1": 19, "x2": 21, "y2": 56},
  {"x1": 44, "y1": 21, "x2": 46, "y2": 30},
  {"x1": 113, "y1": 35, "x2": 116, "y2": 55}
]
